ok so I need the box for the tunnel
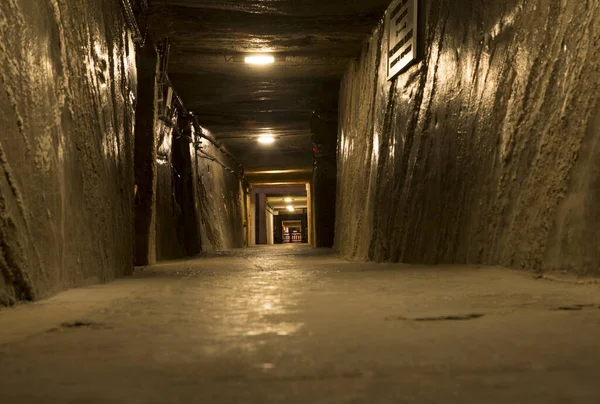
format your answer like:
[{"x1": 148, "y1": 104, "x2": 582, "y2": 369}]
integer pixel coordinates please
[{"x1": 1, "y1": 0, "x2": 600, "y2": 402}]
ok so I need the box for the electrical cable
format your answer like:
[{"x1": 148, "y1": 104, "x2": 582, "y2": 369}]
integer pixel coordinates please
[{"x1": 119, "y1": 0, "x2": 143, "y2": 44}]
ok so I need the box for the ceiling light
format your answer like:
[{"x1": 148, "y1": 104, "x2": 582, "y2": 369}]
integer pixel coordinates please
[
  {"x1": 286, "y1": 206, "x2": 295, "y2": 212},
  {"x1": 245, "y1": 54, "x2": 275, "y2": 65},
  {"x1": 257, "y1": 135, "x2": 275, "y2": 144},
  {"x1": 284, "y1": 197, "x2": 293, "y2": 203}
]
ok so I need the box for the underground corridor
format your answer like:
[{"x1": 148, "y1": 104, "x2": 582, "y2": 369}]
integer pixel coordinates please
[{"x1": 1, "y1": 0, "x2": 600, "y2": 402}]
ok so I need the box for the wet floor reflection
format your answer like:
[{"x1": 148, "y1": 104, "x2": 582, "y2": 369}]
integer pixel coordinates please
[{"x1": 204, "y1": 270, "x2": 307, "y2": 340}]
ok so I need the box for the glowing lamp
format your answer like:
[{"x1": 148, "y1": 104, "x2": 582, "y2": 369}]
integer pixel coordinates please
[
  {"x1": 245, "y1": 55, "x2": 275, "y2": 65},
  {"x1": 257, "y1": 135, "x2": 275, "y2": 144}
]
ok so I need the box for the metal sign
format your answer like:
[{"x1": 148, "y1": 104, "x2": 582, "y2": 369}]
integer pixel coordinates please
[{"x1": 386, "y1": 0, "x2": 418, "y2": 80}]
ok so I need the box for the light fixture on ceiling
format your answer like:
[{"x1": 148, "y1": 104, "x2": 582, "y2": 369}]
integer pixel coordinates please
[
  {"x1": 245, "y1": 54, "x2": 275, "y2": 65},
  {"x1": 257, "y1": 135, "x2": 275, "y2": 144},
  {"x1": 284, "y1": 197, "x2": 293, "y2": 203},
  {"x1": 286, "y1": 206, "x2": 295, "y2": 212}
]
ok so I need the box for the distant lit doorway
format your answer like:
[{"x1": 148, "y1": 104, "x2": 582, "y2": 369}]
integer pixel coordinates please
[
  {"x1": 275, "y1": 212, "x2": 308, "y2": 244},
  {"x1": 248, "y1": 184, "x2": 312, "y2": 246},
  {"x1": 282, "y1": 220, "x2": 302, "y2": 243}
]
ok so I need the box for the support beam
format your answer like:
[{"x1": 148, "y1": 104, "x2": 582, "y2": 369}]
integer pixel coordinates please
[
  {"x1": 256, "y1": 192, "x2": 267, "y2": 244},
  {"x1": 172, "y1": 120, "x2": 202, "y2": 256},
  {"x1": 134, "y1": 43, "x2": 159, "y2": 266},
  {"x1": 311, "y1": 113, "x2": 337, "y2": 248}
]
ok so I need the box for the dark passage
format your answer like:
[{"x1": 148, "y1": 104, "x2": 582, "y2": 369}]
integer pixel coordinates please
[{"x1": 1, "y1": 0, "x2": 600, "y2": 402}]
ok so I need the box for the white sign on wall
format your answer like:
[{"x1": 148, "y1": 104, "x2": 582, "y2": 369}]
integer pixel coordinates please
[{"x1": 386, "y1": 0, "x2": 418, "y2": 80}]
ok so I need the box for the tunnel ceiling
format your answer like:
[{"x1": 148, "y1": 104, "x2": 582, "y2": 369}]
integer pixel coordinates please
[{"x1": 148, "y1": 0, "x2": 390, "y2": 172}]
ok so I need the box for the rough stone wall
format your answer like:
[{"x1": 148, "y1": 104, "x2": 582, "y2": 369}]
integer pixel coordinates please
[
  {"x1": 0, "y1": 0, "x2": 136, "y2": 303},
  {"x1": 194, "y1": 140, "x2": 246, "y2": 252},
  {"x1": 134, "y1": 56, "x2": 246, "y2": 263},
  {"x1": 336, "y1": 0, "x2": 600, "y2": 274}
]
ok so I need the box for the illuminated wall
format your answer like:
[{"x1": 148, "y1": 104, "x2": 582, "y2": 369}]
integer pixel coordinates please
[
  {"x1": 336, "y1": 0, "x2": 600, "y2": 274},
  {"x1": 193, "y1": 138, "x2": 246, "y2": 252},
  {"x1": 0, "y1": 0, "x2": 136, "y2": 304}
]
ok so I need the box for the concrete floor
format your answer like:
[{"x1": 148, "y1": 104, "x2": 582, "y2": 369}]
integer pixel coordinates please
[{"x1": 1, "y1": 245, "x2": 600, "y2": 403}]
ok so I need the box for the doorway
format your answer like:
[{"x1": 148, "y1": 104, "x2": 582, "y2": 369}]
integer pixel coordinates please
[
  {"x1": 248, "y1": 184, "x2": 312, "y2": 246},
  {"x1": 275, "y1": 212, "x2": 308, "y2": 244}
]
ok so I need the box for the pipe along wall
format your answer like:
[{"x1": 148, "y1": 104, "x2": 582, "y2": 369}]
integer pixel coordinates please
[
  {"x1": 336, "y1": 0, "x2": 600, "y2": 274},
  {"x1": 0, "y1": 1, "x2": 246, "y2": 305}
]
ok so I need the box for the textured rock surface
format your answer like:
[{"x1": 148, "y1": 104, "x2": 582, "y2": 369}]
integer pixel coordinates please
[
  {"x1": 194, "y1": 138, "x2": 246, "y2": 251},
  {"x1": 336, "y1": 0, "x2": 600, "y2": 274},
  {"x1": 134, "y1": 44, "x2": 246, "y2": 263},
  {"x1": 154, "y1": 130, "x2": 247, "y2": 259},
  {"x1": 0, "y1": 0, "x2": 137, "y2": 303}
]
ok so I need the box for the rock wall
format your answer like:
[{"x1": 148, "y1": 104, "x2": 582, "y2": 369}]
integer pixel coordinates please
[
  {"x1": 0, "y1": 0, "x2": 137, "y2": 304},
  {"x1": 336, "y1": 0, "x2": 600, "y2": 274},
  {"x1": 193, "y1": 138, "x2": 247, "y2": 252},
  {"x1": 132, "y1": 39, "x2": 246, "y2": 264},
  {"x1": 154, "y1": 120, "x2": 247, "y2": 259},
  {"x1": 136, "y1": 74, "x2": 247, "y2": 262}
]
